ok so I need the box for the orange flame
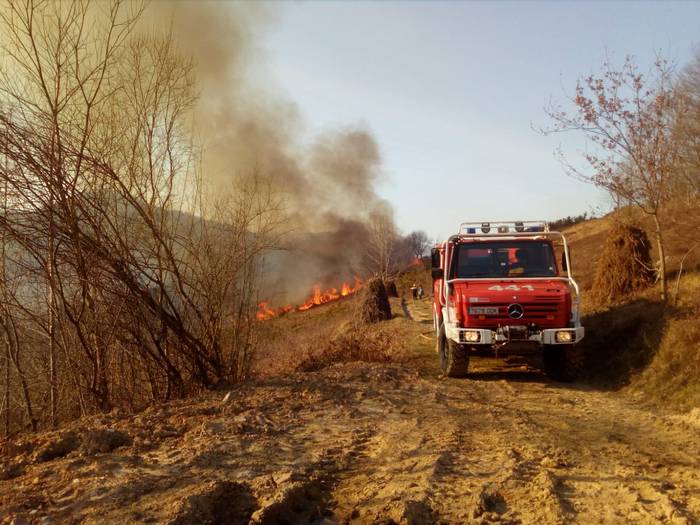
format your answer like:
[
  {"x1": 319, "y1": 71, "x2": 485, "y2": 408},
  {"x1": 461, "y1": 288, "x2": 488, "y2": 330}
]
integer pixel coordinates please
[
  {"x1": 256, "y1": 277, "x2": 364, "y2": 320},
  {"x1": 255, "y1": 301, "x2": 276, "y2": 321}
]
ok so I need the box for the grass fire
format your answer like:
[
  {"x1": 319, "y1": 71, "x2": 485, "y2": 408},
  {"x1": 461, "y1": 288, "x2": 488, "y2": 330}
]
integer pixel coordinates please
[{"x1": 256, "y1": 277, "x2": 364, "y2": 320}]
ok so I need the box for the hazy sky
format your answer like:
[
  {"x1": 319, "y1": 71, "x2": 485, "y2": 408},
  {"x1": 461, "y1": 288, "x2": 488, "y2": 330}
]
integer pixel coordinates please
[{"x1": 256, "y1": 1, "x2": 699, "y2": 240}]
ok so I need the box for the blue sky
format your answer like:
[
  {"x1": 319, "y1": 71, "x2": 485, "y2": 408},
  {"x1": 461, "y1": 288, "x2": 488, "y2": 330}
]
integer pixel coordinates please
[{"x1": 257, "y1": 1, "x2": 699, "y2": 240}]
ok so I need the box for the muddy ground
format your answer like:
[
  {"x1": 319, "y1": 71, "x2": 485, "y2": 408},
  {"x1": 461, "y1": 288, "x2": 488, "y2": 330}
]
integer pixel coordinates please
[{"x1": 1, "y1": 299, "x2": 699, "y2": 524}]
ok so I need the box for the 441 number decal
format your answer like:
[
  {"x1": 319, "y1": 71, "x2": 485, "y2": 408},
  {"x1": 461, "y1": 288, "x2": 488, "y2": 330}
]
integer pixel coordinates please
[{"x1": 488, "y1": 284, "x2": 535, "y2": 291}]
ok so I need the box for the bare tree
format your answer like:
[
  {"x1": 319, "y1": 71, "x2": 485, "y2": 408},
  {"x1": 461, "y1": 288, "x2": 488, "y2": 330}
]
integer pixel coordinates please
[
  {"x1": 405, "y1": 230, "x2": 430, "y2": 261},
  {"x1": 366, "y1": 208, "x2": 397, "y2": 279},
  {"x1": 674, "y1": 50, "x2": 700, "y2": 197},
  {"x1": 667, "y1": 50, "x2": 700, "y2": 302},
  {"x1": 0, "y1": 0, "x2": 281, "y2": 430},
  {"x1": 543, "y1": 56, "x2": 679, "y2": 302}
]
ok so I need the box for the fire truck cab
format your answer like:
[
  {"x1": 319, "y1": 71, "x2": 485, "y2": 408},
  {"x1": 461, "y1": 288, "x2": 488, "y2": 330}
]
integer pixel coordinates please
[{"x1": 431, "y1": 221, "x2": 585, "y2": 381}]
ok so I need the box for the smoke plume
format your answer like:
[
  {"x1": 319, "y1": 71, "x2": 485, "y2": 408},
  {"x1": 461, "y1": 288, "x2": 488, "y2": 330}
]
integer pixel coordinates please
[{"x1": 146, "y1": 1, "x2": 395, "y2": 303}]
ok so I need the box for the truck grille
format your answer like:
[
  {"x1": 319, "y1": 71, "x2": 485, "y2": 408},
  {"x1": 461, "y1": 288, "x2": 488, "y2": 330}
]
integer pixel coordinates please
[{"x1": 470, "y1": 302, "x2": 562, "y2": 324}]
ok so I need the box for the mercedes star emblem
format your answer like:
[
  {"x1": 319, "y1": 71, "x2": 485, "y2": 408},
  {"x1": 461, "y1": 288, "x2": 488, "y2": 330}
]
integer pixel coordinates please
[{"x1": 507, "y1": 303, "x2": 524, "y2": 319}]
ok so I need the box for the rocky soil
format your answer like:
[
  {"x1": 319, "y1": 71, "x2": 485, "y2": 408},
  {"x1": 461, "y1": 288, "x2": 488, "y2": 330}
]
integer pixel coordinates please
[{"x1": 1, "y1": 299, "x2": 699, "y2": 524}]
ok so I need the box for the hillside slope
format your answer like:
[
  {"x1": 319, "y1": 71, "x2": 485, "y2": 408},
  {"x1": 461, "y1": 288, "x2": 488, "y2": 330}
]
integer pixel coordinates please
[
  {"x1": 559, "y1": 207, "x2": 700, "y2": 410},
  {"x1": 2, "y1": 298, "x2": 700, "y2": 524}
]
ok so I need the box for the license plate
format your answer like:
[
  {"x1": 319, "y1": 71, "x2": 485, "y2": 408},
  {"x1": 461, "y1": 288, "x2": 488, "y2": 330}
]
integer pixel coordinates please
[{"x1": 468, "y1": 306, "x2": 499, "y2": 315}]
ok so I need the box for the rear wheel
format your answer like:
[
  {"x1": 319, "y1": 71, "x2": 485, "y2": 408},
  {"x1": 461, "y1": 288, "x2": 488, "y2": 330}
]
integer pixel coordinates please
[
  {"x1": 542, "y1": 344, "x2": 584, "y2": 382},
  {"x1": 437, "y1": 324, "x2": 470, "y2": 377}
]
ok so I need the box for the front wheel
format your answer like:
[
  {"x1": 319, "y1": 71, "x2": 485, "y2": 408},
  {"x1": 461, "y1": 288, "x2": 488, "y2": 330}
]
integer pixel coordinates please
[
  {"x1": 437, "y1": 324, "x2": 470, "y2": 377},
  {"x1": 542, "y1": 344, "x2": 585, "y2": 382},
  {"x1": 433, "y1": 308, "x2": 442, "y2": 340}
]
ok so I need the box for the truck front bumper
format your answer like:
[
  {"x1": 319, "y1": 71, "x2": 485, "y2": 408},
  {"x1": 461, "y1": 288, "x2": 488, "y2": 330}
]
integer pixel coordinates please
[{"x1": 447, "y1": 325, "x2": 585, "y2": 345}]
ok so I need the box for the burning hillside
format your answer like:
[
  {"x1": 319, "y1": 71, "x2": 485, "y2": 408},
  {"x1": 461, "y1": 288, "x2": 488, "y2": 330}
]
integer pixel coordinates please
[{"x1": 256, "y1": 277, "x2": 363, "y2": 320}]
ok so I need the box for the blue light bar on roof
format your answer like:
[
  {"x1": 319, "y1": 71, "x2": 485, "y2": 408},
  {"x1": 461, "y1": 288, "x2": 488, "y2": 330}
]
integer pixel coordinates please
[{"x1": 466, "y1": 228, "x2": 476, "y2": 234}]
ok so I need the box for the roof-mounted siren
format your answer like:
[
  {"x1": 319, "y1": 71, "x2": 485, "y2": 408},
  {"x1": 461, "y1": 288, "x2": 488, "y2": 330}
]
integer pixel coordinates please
[
  {"x1": 464, "y1": 222, "x2": 491, "y2": 234},
  {"x1": 526, "y1": 223, "x2": 547, "y2": 233},
  {"x1": 520, "y1": 221, "x2": 548, "y2": 233}
]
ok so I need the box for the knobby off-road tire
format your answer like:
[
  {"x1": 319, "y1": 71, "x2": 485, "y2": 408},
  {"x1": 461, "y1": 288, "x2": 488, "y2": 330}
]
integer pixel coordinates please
[
  {"x1": 437, "y1": 324, "x2": 470, "y2": 377},
  {"x1": 542, "y1": 344, "x2": 585, "y2": 382}
]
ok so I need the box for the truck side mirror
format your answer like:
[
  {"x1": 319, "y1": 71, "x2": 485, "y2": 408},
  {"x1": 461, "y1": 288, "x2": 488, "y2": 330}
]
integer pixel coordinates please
[
  {"x1": 430, "y1": 248, "x2": 440, "y2": 269},
  {"x1": 561, "y1": 251, "x2": 568, "y2": 273},
  {"x1": 431, "y1": 268, "x2": 444, "y2": 280}
]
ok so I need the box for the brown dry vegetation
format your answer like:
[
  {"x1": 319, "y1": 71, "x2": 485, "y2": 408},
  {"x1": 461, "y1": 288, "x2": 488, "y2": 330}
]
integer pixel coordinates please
[
  {"x1": 259, "y1": 204, "x2": 699, "y2": 409},
  {"x1": 253, "y1": 290, "x2": 407, "y2": 375},
  {"x1": 564, "y1": 199, "x2": 700, "y2": 295},
  {"x1": 580, "y1": 274, "x2": 700, "y2": 410},
  {"x1": 0, "y1": 0, "x2": 433, "y2": 436},
  {"x1": 2, "y1": 295, "x2": 700, "y2": 524},
  {"x1": 296, "y1": 321, "x2": 408, "y2": 372},
  {"x1": 559, "y1": 201, "x2": 700, "y2": 409},
  {"x1": 251, "y1": 297, "x2": 360, "y2": 377},
  {"x1": 628, "y1": 274, "x2": 700, "y2": 410}
]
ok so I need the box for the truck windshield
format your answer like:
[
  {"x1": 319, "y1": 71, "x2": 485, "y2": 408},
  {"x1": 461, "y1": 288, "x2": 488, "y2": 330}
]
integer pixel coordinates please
[{"x1": 451, "y1": 241, "x2": 557, "y2": 278}]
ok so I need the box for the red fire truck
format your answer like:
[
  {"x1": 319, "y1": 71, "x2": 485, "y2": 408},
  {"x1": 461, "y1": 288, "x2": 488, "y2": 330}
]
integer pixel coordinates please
[{"x1": 431, "y1": 221, "x2": 585, "y2": 381}]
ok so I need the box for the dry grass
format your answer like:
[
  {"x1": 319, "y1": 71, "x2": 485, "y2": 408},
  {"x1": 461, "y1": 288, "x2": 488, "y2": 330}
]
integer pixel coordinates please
[
  {"x1": 296, "y1": 321, "x2": 408, "y2": 372},
  {"x1": 581, "y1": 271, "x2": 700, "y2": 410},
  {"x1": 253, "y1": 291, "x2": 406, "y2": 376},
  {"x1": 561, "y1": 206, "x2": 699, "y2": 411},
  {"x1": 627, "y1": 274, "x2": 700, "y2": 410},
  {"x1": 252, "y1": 296, "x2": 359, "y2": 377}
]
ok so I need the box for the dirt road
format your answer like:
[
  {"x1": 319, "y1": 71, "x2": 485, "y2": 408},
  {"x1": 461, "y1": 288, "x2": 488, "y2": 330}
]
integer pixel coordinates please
[{"x1": 2, "y1": 299, "x2": 699, "y2": 524}]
